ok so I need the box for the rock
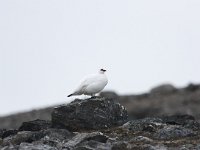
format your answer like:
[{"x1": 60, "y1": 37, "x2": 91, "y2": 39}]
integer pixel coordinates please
[
  {"x1": 1, "y1": 114, "x2": 200, "y2": 149},
  {"x1": 130, "y1": 136, "x2": 153, "y2": 143},
  {"x1": 150, "y1": 84, "x2": 177, "y2": 94},
  {"x1": 2, "y1": 129, "x2": 18, "y2": 139},
  {"x1": 1, "y1": 145, "x2": 18, "y2": 150},
  {"x1": 122, "y1": 117, "x2": 163, "y2": 132},
  {"x1": 75, "y1": 140, "x2": 111, "y2": 150},
  {"x1": 52, "y1": 97, "x2": 128, "y2": 131},
  {"x1": 62, "y1": 132, "x2": 109, "y2": 149},
  {"x1": 0, "y1": 129, "x2": 6, "y2": 138},
  {"x1": 0, "y1": 138, "x2": 2, "y2": 145},
  {"x1": 2, "y1": 83, "x2": 200, "y2": 130},
  {"x1": 100, "y1": 92, "x2": 119, "y2": 100},
  {"x1": 0, "y1": 107, "x2": 53, "y2": 129},
  {"x1": 161, "y1": 115, "x2": 200, "y2": 130},
  {"x1": 161, "y1": 114, "x2": 195, "y2": 125},
  {"x1": 40, "y1": 128, "x2": 73, "y2": 149},
  {"x1": 129, "y1": 144, "x2": 167, "y2": 150},
  {"x1": 19, "y1": 142, "x2": 56, "y2": 150},
  {"x1": 111, "y1": 142, "x2": 128, "y2": 150},
  {"x1": 153, "y1": 125, "x2": 196, "y2": 140},
  {"x1": 2, "y1": 131, "x2": 46, "y2": 146},
  {"x1": 1, "y1": 85, "x2": 200, "y2": 150},
  {"x1": 44, "y1": 128, "x2": 73, "y2": 141},
  {"x1": 122, "y1": 116, "x2": 198, "y2": 141},
  {"x1": 185, "y1": 83, "x2": 200, "y2": 92},
  {"x1": 19, "y1": 119, "x2": 51, "y2": 131}
]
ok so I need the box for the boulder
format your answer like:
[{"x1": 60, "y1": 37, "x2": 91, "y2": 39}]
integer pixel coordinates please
[
  {"x1": 1, "y1": 129, "x2": 18, "y2": 139},
  {"x1": 19, "y1": 119, "x2": 51, "y2": 131},
  {"x1": 1, "y1": 114, "x2": 200, "y2": 150},
  {"x1": 51, "y1": 97, "x2": 128, "y2": 131},
  {"x1": 150, "y1": 83, "x2": 177, "y2": 94}
]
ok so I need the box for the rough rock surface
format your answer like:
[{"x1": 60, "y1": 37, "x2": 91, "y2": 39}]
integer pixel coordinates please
[
  {"x1": 1, "y1": 114, "x2": 200, "y2": 149},
  {"x1": 52, "y1": 97, "x2": 128, "y2": 131},
  {"x1": 1, "y1": 84, "x2": 200, "y2": 149},
  {"x1": 19, "y1": 119, "x2": 52, "y2": 131},
  {"x1": 102, "y1": 83, "x2": 200, "y2": 121},
  {"x1": 1, "y1": 83, "x2": 200, "y2": 129}
]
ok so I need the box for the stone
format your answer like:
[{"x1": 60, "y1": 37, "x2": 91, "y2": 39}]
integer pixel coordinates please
[
  {"x1": 161, "y1": 115, "x2": 200, "y2": 130},
  {"x1": 130, "y1": 136, "x2": 153, "y2": 143},
  {"x1": 185, "y1": 83, "x2": 200, "y2": 92},
  {"x1": 2, "y1": 131, "x2": 46, "y2": 146},
  {"x1": 62, "y1": 132, "x2": 109, "y2": 149},
  {"x1": 51, "y1": 97, "x2": 128, "y2": 131},
  {"x1": 161, "y1": 114, "x2": 195, "y2": 125},
  {"x1": 1, "y1": 115, "x2": 200, "y2": 149},
  {"x1": 150, "y1": 84, "x2": 177, "y2": 94},
  {"x1": 19, "y1": 142, "x2": 56, "y2": 150},
  {"x1": 44, "y1": 128, "x2": 73, "y2": 141},
  {"x1": 2, "y1": 129, "x2": 18, "y2": 139},
  {"x1": 0, "y1": 129, "x2": 6, "y2": 138},
  {"x1": 111, "y1": 142, "x2": 128, "y2": 150},
  {"x1": 19, "y1": 119, "x2": 52, "y2": 131},
  {"x1": 154, "y1": 125, "x2": 196, "y2": 140},
  {"x1": 122, "y1": 117, "x2": 163, "y2": 132}
]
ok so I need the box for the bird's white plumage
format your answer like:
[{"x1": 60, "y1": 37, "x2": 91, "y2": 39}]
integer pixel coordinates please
[{"x1": 68, "y1": 69, "x2": 108, "y2": 97}]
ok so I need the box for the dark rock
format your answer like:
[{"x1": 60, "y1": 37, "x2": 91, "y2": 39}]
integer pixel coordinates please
[
  {"x1": 18, "y1": 142, "x2": 56, "y2": 150},
  {"x1": 111, "y1": 142, "x2": 128, "y2": 150},
  {"x1": 154, "y1": 126, "x2": 196, "y2": 140},
  {"x1": 1, "y1": 145, "x2": 19, "y2": 150},
  {"x1": 2, "y1": 131, "x2": 46, "y2": 146},
  {"x1": 62, "y1": 132, "x2": 109, "y2": 149},
  {"x1": 75, "y1": 140, "x2": 111, "y2": 150},
  {"x1": 122, "y1": 116, "x2": 198, "y2": 141},
  {"x1": 1, "y1": 83, "x2": 200, "y2": 149},
  {"x1": 1, "y1": 83, "x2": 200, "y2": 130},
  {"x1": 129, "y1": 144, "x2": 167, "y2": 150},
  {"x1": 2, "y1": 129, "x2": 18, "y2": 139},
  {"x1": 1, "y1": 115, "x2": 200, "y2": 149},
  {"x1": 150, "y1": 84, "x2": 177, "y2": 94},
  {"x1": 161, "y1": 115, "x2": 200, "y2": 130},
  {"x1": 30, "y1": 129, "x2": 73, "y2": 149},
  {"x1": 122, "y1": 117, "x2": 163, "y2": 132},
  {"x1": 162, "y1": 114, "x2": 195, "y2": 125},
  {"x1": 19, "y1": 119, "x2": 51, "y2": 131},
  {"x1": 185, "y1": 83, "x2": 200, "y2": 92},
  {"x1": 44, "y1": 128, "x2": 73, "y2": 141},
  {"x1": 2, "y1": 129, "x2": 73, "y2": 149},
  {"x1": 0, "y1": 107, "x2": 53, "y2": 129},
  {"x1": 100, "y1": 92, "x2": 119, "y2": 100},
  {"x1": 52, "y1": 97, "x2": 128, "y2": 131},
  {"x1": 130, "y1": 136, "x2": 153, "y2": 143},
  {"x1": 0, "y1": 129, "x2": 6, "y2": 138}
]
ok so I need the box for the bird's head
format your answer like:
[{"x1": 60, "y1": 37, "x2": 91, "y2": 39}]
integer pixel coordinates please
[{"x1": 99, "y1": 68, "x2": 106, "y2": 74}]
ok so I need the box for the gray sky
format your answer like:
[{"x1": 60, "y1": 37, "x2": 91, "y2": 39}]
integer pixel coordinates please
[{"x1": 0, "y1": 0, "x2": 200, "y2": 115}]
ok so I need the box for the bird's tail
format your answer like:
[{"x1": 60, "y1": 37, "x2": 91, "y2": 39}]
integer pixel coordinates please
[{"x1": 67, "y1": 93, "x2": 74, "y2": 97}]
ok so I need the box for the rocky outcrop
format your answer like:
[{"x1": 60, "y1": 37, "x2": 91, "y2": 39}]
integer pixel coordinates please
[
  {"x1": 0, "y1": 107, "x2": 53, "y2": 129},
  {"x1": 51, "y1": 97, "x2": 128, "y2": 131},
  {"x1": 1, "y1": 84, "x2": 200, "y2": 149},
  {"x1": 1, "y1": 83, "x2": 200, "y2": 129},
  {"x1": 1, "y1": 114, "x2": 200, "y2": 149},
  {"x1": 102, "y1": 83, "x2": 200, "y2": 121},
  {"x1": 19, "y1": 119, "x2": 52, "y2": 131}
]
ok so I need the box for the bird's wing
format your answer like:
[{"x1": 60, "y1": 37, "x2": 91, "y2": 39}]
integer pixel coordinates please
[
  {"x1": 85, "y1": 80, "x2": 107, "y2": 93},
  {"x1": 74, "y1": 74, "x2": 99, "y2": 93}
]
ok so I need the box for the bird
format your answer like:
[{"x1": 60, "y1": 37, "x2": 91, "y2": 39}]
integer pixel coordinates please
[{"x1": 68, "y1": 69, "x2": 108, "y2": 97}]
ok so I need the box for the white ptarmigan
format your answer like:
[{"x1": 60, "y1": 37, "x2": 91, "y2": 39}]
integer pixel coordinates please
[{"x1": 68, "y1": 69, "x2": 108, "y2": 97}]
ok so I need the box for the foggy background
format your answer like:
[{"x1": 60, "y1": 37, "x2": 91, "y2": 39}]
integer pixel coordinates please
[{"x1": 0, "y1": 0, "x2": 200, "y2": 116}]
